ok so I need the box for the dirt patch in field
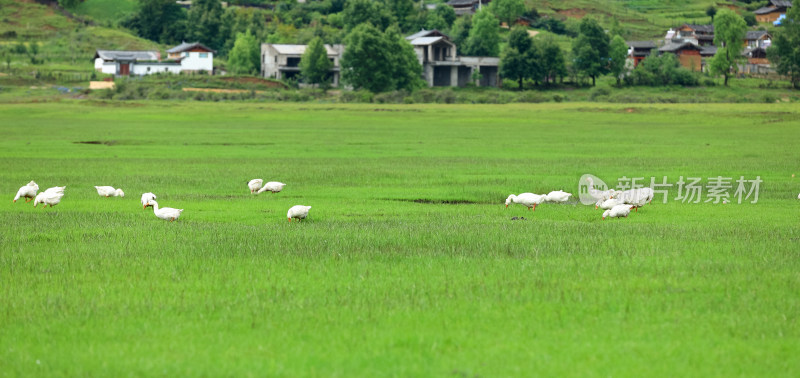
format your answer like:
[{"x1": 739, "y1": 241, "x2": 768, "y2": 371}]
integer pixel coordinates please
[
  {"x1": 73, "y1": 140, "x2": 117, "y2": 146},
  {"x1": 557, "y1": 8, "x2": 587, "y2": 18},
  {"x1": 387, "y1": 198, "x2": 478, "y2": 205},
  {"x1": 183, "y1": 88, "x2": 264, "y2": 94},
  {"x1": 83, "y1": 100, "x2": 145, "y2": 107},
  {"x1": 219, "y1": 76, "x2": 287, "y2": 88}
]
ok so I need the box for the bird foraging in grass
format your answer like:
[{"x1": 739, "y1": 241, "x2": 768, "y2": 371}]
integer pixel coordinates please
[
  {"x1": 13, "y1": 181, "x2": 38, "y2": 203},
  {"x1": 602, "y1": 204, "x2": 634, "y2": 220},
  {"x1": 545, "y1": 190, "x2": 573, "y2": 203},
  {"x1": 248, "y1": 179, "x2": 263, "y2": 194},
  {"x1": 146, "y1": 200, "x2": 183, "y2": 222},
  {"x1": 258, "y1": 181, "x2": 286, "y2": 194},
  {"x1": 33, "y1": 191, "x2": 64, "y2": 208},
  {"x1": 141, "y1": 192, "x2": 156, "y2": 209},
  {"x1": 95, "y1": 186, "x2": 124, "y2": 197},
  {"x1": 505, "y1": 193, "x2": 547, "y2": 211},
  {"x1": 287, "y1": 205, "x2": 311, "y2": 222}
]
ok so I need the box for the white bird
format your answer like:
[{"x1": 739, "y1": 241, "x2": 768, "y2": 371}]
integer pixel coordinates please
[
  {"x1": 13, "y1": 181, "x2": 38, "y2": 203},
  {"x1": 586, "y1": 177, "x2": 614, "y2": 201},
  {"x1": 797, "y1": 193, "x2": 800, "y2": 200},
  {"x1": 287, "y1": 205, "x2": 312, "y2": 221},
  {"x1": 43, "y1": 186, "x2": 65, "y2": 194},
  {"x1": 545, "y1": 190, "x2": 573, "y2": 203},
  {"x1": 95, "y1": 186, "x2": 124, "y2": 197},
  {"x1": 146, "y1": 200, "x2": 183, "y2": 222},
  {"x1": 33, "y1": 191, "x2": 64, "y2": 208},
  {"x1": 595, "y1": 198, "x2": 622, "y2": 210},
  {"x1": 602, "y1": 204, "x2": 634, "y2": 220},
  {"x1": 141, "y1": 192, "x2": 157, "y2": 209},
  {"x1": 615, "y1": 187, "x2": 653, "y2": 211},
  {"x1": 248, "y1": 179, "x2": 263, "y2": 194},
  {"x1": 257, "y1": 181, "x2": 286, "y2": 194},
  {"x1": 505, "y1": 193, "x2": 547, "y2": 211}
]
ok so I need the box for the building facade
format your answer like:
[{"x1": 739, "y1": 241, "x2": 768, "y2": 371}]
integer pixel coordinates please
[{"x1": 260, "y1": 44, "x2": 344, "y2": 86}]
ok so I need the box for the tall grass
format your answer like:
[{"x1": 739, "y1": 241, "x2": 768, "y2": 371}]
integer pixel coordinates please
[{"x1": 1, "y1": 102, "x2": 799, "y2": 375}]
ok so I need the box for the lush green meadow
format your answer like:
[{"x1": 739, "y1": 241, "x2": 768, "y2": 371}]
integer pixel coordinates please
[{"x1": 1, "y1": 101, "x2": 799, "y2": 376}]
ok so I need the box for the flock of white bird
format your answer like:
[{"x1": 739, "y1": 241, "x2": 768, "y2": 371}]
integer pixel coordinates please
[
  {"x1": 12, "y1": 179, "x2": 309, "y2": 222},
  {"x1": 13, "y1": 175, "x2": 676, "y2": 223},
  {"x1": 505, "y1": 177, "x2": 655, "y2": 220}
]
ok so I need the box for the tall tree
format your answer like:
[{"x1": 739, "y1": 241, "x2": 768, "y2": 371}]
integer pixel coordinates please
[
  {"x1": 385, "y1": 26, "x2": 425, "y2": 91},
  {"x1": 227, "y1": 30, "x2": 260, "y2": 75},
  {"x1": 709, "y1": 9, "x2": 746, "y2": 86},
  {"x1": 466, "y1": 9, "x2": 500, "y2": 57},
  {"x1": 124, "y1": 0, "x2": 186, "y2": 44},
  {"x1": 767, "y1": 5, "x2": 800, "y2": 88},
  {"x1": 706, "y1": 6, "x2": 717, "y2": 23},
  {"x1": 341, "y1": 23, "x2": 421, "y2": 92},
  {"x1": 434, "y1": 5, "x2": 457, "y2": 29},
  {"x1": 451, "y1": 16, "x2": 472, "y2": 54},
  {"x1": 608, "y1": 35, "x2": 628, "y2": 85},
  {"x1": 539, "y1": 35, "x2": 566, "y2": 84},
  {"x1": 187, "y1": 0, "x2": 226, "y2": 51},
  {"x1": 571, "y1": 17, "x2": 609, "y2": 86},
  {"x1": 489, "y1": 0, "x2": 525, "y2": 27},
  {"x1": 300, "y1": 37, "x2": 333, "y2": 87},
  {"x1": 500, "y1": 26, "x2": 538, "y2": 89},
  {"x1": 342, "y1": 0, "x2": 394, "y2": 31},
  {"x1": 386, "y1": 0, "x2": 414, "y2": 30}
]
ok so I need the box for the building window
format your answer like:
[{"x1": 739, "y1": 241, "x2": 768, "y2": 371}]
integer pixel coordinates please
[
  {"x1": 199, "y1": 53, "x2": 208, "y2": 58},
  {"x1": 147, "y1": 67, "x2": 151, "y2": 72}
]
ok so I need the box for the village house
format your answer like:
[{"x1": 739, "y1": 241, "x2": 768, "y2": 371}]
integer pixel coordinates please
[
  {"x1": 744, "y1": 30, "x2": 772, "y2": 48},
  {"x1": 260, "y1": 44, "x2": 344, "y2": 86},
  {"x1": 659, "y1": 40, "x2": 705, "y2": 71},
  {"x1": 673, "y1": 24, "x2": 715, "y2": 46},
  {"x1": 166, "y1": 42, "x2": 216, "y2": 73},
  {"x1": 446, "y1": 0, "x2": 491, "y2": 16},
  {"x1": 626, "y1": 41, "x2": 656, "y2": 67},
  {"x1": 406, "y1": 29, "x2": 500, "y2": 87},
  {"x1": 754, "y1": 0, "x2": 792, "y2": 23},
  {"x1": 93, "y1": 42, "x2": 215, "y2": 76}
]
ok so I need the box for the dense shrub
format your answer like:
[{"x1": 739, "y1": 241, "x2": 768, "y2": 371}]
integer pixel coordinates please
[{"x1": 624, "y1": 54, "x2": 699, "y2": 86}]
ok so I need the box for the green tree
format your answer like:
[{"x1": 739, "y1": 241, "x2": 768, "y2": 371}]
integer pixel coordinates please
[
  {"x1": 571, "y1": 17, "x2": 609, "y2": 86},
  {"x1": 608, "y1": 35, "x2": 628, "y2": 85},
  {"x1": 706, "y1": 6, "x2": 717, "y2": 23},
  {"x1": 489, "y1": 0, "x2": 525, "y2": 27},
  {"x1": 385, "y1": 26, "x2": 425, "y2": 91},
  {"x1": 342, "y1": 0, "x2": 394, "y2": 31},
  {"x1": 466, "y1": 9, "x2": 500, "y2": 57},
  {"x1": 500, "y1": 26, "x2": 539, "y2": 89},
  {"x1": 768, "y1": 5, "x2": 800, "y2": 88},
  {"x1": 187, "y1": 0, "x2": 226, "y2": 51},
  {"x1": 124, "y1": 0, "x2": 186, "y2": 44},
  {"x1": 434, "y1": 5, "x2": 457, "y2": 29},
  {"x1": 425, "y1": 13, "x2": 449, "y2": 31},
  {"x1": 709, "y1": 9, "x2": 746, "y2": 86},
  {"x1": 451, "y1": 16, "x2": 472, "y2": 54},
  {"x1": 386, "y1": 0, "x2": 414, "y2": 30},
  {"x1": 300, "y1": 37, "x2": 333, "y2": 87},
  {"x1": 539, "y1": 35, "x2": 566, "y2": 84},
  {"x1": 341, "y1": 24, "x2": 421, "y2": 92},
  {"x1": 58, "y1": 0, "x2": 81, "y2": 8},
  {"x1": 227, "y1": 30, "x2": 260, "y2": 75}
]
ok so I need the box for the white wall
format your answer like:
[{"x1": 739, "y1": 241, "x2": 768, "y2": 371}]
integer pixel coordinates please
[
  {"x1": 131, "y1": 63, "x2": 182, "y2": 75},
  {"x1": 101, "y1": 62, "x2": 117, "y2": 75},
  {"x1": 178, "y1": 51, "x2": 213, "y2": 72}
]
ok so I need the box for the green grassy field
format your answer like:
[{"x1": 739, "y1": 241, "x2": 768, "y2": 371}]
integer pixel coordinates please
[{"x1": 1, "y1": 101, "x2": 799, "y2": 376}]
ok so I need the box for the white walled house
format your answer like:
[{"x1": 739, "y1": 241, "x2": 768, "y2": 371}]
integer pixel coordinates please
[
  {"x1": 93, "y1": 42, "x2": 215, "y2": 76},
  {"x1": 166, "y1": 42, "x2": 215, "y2": 73},
  {"x1": 261, "y1": 43, "x2": 344, "y2": 86}
]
